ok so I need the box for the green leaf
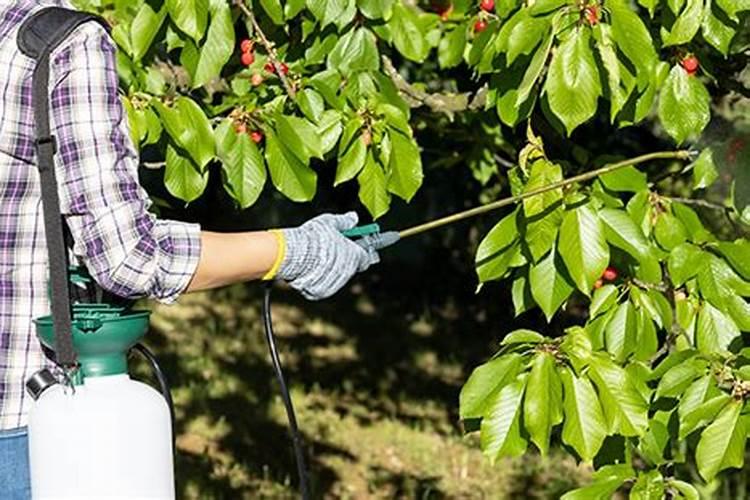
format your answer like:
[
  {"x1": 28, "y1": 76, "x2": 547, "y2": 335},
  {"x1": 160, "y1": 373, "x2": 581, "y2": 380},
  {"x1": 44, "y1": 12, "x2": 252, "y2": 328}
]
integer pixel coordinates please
[
  {"x1": 460, "y1": 354, "x2": 524, "y2": 419},
  {"x1": 654, "y1": 212, "x2": 688, "y2": 251},
  {"x1": 561, "y1": 465, "x2": 634, "y2": 499},
  {"x1": 590, "y1": 284, "x2": 618, "y2": 318},
  {"x1": 671, "y1": 480, "x2": 700, "y2": 500},
  {"x1": 530, "y1": 0, "x2": 569, "y2": 15},
  {"x1": 164, "y1": 144, "x2": 208, "y2": 203},
  {"x1": 558, "y1": 204, "x2": 610, "y2": 296},
  {"x1": 599, "y1": 166, "x2": 648, "y2": 193},
  {"x1": 307, "y1": 0, "x2": 352, "y2": 27},
  {"x1": 656, "y1": 359, "x2": 704, "y2": 398},
  {"x1": 544, "y1": 28, "x2": 601, "y2": 135},
  {"x1": 609, "y1": 0, "x2": 658, "y2": 74},
  {"x1": 560, "y1": 368, "x2": 607, "y2": 462},
  {"x1": 327, "y1": 27, "x2": 380, "y2": 75},
  {"x1": 131, "y1": 2, "x2": 166, "y2": 61},
  {"x1": 335, "y1": 135, "x2": 367, "y2": 186},
  {"x1": 389, "y1": 3, "x2": 428, "y2": 62},
  {"x1": 696, "y1": 302, "x2": 740, "y2": 354},
  {"x1": 522, "y1": 160, "x2": 563, "y2": 218},
  {"x1": 658, "y1": 65, "x2": 711, "y2": 144},
  {"x1": 692, "y1": 147, "x2": 719, "y2": 190},
  {"x1": 702, "y1": 0, "x2": 738, "y2": 55},
  {"x1": 265, "y1": 131, "x2": 317, "y2": 202},
  {"x1": 524, "y1": 353, "x2": 563, "y2": 456},
  {"x1": 387, "y1": 131, "x2": 423, "y2": 201},
  {"x1": 696, "y1": 400, "x2": 746, "y2": 481},
  {"x1": 193, "y1": 1, "x2": 234, "y2": 88},
  {"x1": 480, "y1": 375, "x2": 528, "y2": 463},
  {"x1": 668, "y1": 243, "x2": 705, "y2": 286},
  {"x1": 357, "y1": 152, "x2": 390, "y2": 219},
  {"x1": 661, "y1": 0, "x2": 705, "y2": 46},
  {"x1": 438, "y1": 26, "x2": 466, "y2": 69},
  {"x1": 529, "y1": 247, "x2": 575, "y2": 321},
  {"x1": 215, "y1": 120, "x2": 266, "y2": 209},
  {"x1": 599, "y1": 208, "x2": 650, "y2": 260},
  {"x1": 166, "y1": 0, "x2": 208, "y2": 41},
  {"x1": 515, "y1": 32, "x2": 554, "y2": 106},
  {"x1": 476, "y1": 210, "x2": 520, "y2": 282},
  {"x1": 154, "y1": 98, "x2": 215, "y2": 169},
  {"x1": 276, "y1": 115, "x2": 324, "y2": 161},
  {"x1": 603, "y1": 301, "x2": 638, "y2": 362},
  {"x1": 512, "y1": 273, "x2": 535, "y2": 317},
  {"x1": 259, "y1": 0, "x2": 284, "y2": 24},
  {"x1": 716, "y1": 241, "x2": 750, "y2": 280},
  {"x1": 501, "y1": 329, "x2": 546, "y2": 345},
  {"x1": 316, "y1": 110, "x2": 343, "y2": 155},
  {"x1": 680, "y1": 393, "x2": 730, "y2": 439},
  {"x1": 505, "y1": 11, "x2": 550, "y2": 64},
  {"x1": 593, "y1": 24, "x2": 630, "y2": 121},
  {"x1": 630, "y1": 470, "x2": 665, "y2": 500},
  {"x1": 357, "y1": 0, "x2": 394, "y2": 19},
  {"x1": 588, "y1": 355, "x2": 649, "y2": 436}
]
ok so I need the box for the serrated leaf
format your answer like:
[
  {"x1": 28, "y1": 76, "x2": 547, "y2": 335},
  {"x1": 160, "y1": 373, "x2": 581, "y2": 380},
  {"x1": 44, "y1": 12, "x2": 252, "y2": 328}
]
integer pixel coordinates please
[
  {"x1": 259, "y1": 0, "x2": 284, "y2": 24},
  {"x1": 460, "y1": 354, "x2": 524, "y2": 419},
  {"x1": 265, "y1": 131, "x2": 317, "y2": 202},
  {"x1": 560, "y1": 368, "x2": 607, "y2": 462},
  {"x1": 131, "y1": 2, "x2": 166, "y2": 61},
  {"x1": 630, "y1": 470, "x2": 665, "y2": 500},
  {"x1": 696, "y1": 400, "x2": 745, "y2": 481},
  {"x1": 604, "y1": 301, "x2": 638, "y2": 362},
  {"x1": 544, "y1": 28, "x2": 601, "y2": 135},
  {"x1": 276, "y1": 115, "x2": 324, "y2": 161},
  {"x1": 654, "y1": 212, "x2": 688, "y2": 250},
  {"x1": 680, "y1": 393, "x2": 731, "y2": 439},
  {"x1": 193, "y1": 1, "x2": 234, "y2": 88},
  {"x1": 215, "y1": 120, "x2": 266, "y2": 208},
  {"x1": 166, "y1": 0, "x2": 208, "y2": 41},
  {"x1": 599, "y1": 166, "x2": 648, "y2": 193},
  {"x1": 668, "y1": 243, "x2": 705, "y2": 286},
  {"x1": 658, "y1": 65, "x2": 711, "y2": 144},
  {"x1": 692, "y1": 147, "x2": 719, "y2": 190},
  {"x1": 696, "y1": 302, "x2": 740, "y2": 354},
  {"x1": 501, "y1": 329, "x2": 546, "y2": 345},
  {"x1": 599, "y1": 208, "x2": 650, "y2": 260},
  {"x1": 476, "y1": 210, "x2": 520, "y2": 282},
  {"x1": 716, "y1": 241, "x2": 750, "y2": 280},
  {"x1": 438, "y1": 26, "x2": 466, "y2": 69},
  {"x1": 661, "y1": 0, "x2": 705, "y2": 46},
  {"x1": 558, "y1": 204, "x2": 610, "y2": 296},
  {"x1": 388, "y1": 131, "x2": 423, "y2": 201},
  {"x1": 590, "y1": 284, "x2": 618, "y2": 318},
  {"x1": 307, "y1": 0, "x2": 352, "y2": 27},
  {"x1": 529, "y1": 247, "x2": 575, "y2": 321},
  {"x1": 357, "y1": 152, "x2": 390, "y2": 219},
  {"x1": 512, "y1": 273, "x2": 535, "y2": 317},
  {"x1": 671, "y1": 480, "x2": 700, "y2": 500},
  {"x1": 335, "y1": 135, "x2": 367, "y2": 186},
  {"x1": 609, "y1": 0, "x2": 658, "y2": 74},
  {"x1": 594, "y1": 24, "x2": 630, "y2": 121},
  {"x1": 656, "y1": 360, "x2": 704, "y2": 398},
  {"x1": 524, "y1": 352, "x2": 563, "y2": 456},
  {"x1": 480, "y1": 375, "x2": 528, "y2": 463},
  {"x1": 588, "y1": 355, "x2": 649, "y2": 436},
  {"x1": 505, "y1": 11, "x2": 549, "y2": 64},
  {"x1": 702, "y1": 0, "x2": 738, "y2": 55},
  {"x1": 327, "y1": 27, "x2": 380, "y2": 75},
  {"x1": 515, "y1": 31, "x2": 554, "y2": 107},
  {"x1": 389, "y1": 3, "x2": 428, "y2": 62},
  {"x1": 164, "y1": 144, "x2": 208, "y2": 203},
  {"x1": 154, "y1": 98, "x2": 215, "y2": 169}
]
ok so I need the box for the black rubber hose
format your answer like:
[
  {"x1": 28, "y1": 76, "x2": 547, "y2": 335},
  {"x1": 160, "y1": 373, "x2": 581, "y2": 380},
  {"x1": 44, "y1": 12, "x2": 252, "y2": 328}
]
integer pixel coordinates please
[
  {"x1": 262, "y1": 283, "x2": 311, "y2": 500},
  {"x1": 131, "y1": 342, "x2": 176, "y2": 453}
]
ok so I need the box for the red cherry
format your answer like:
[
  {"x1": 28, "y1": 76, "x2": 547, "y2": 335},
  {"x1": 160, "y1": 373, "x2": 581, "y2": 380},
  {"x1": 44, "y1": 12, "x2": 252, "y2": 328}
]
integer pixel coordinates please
[
  {"x1": 279, "y1": 62, "x2": 290, "y2": 76},
  {"x1": 241, "y1": 51, "x2": 255, "y2": 67},
  {"x1": 438, "y1": 3, "x2": 454, "y2": 20},
  {"x1": 250, "y1": 131, "x2": 264, "y2": 144},
  {"x1": 602, "y1": 266, "x2": 618, "y2": 282},
  {"x1": 594, "y1": 279, "x2": 604, "y2": 290},
  {"x1": 474, "y1": 19, "x2": 488, "y2": 33},
  {"x1": 250, "y1": 73, "x2": 264, "y2": 86},
  {"x1": 480, "y1": 0, "x2": 495, "y2": 11},
  {"x1": 681, "y1": 56, "x2": 699, "y2": 75},
  {"x1": 240, "y1": 39, "x2": 254, "y2": 53},
  {"x1": 583, "y1": 5, "x2": 600, "y2": 25}
]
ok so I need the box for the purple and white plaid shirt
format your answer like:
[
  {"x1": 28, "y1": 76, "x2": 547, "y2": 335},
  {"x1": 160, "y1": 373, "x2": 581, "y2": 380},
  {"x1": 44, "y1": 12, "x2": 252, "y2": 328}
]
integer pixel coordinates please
[{"x1": 0, "y1": 0, "x2": 202, "y2": 430}]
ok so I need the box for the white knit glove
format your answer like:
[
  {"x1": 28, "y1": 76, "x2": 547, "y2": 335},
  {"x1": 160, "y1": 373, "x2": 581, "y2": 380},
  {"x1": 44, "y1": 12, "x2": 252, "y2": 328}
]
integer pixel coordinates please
[{"x1": 277, "y1": 212, "x2": 379, "y2": 300}]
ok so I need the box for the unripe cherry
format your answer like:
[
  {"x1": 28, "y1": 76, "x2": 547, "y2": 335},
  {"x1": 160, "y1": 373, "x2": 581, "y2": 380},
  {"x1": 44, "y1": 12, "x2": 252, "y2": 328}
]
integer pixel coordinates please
[
  {"x1": 583, "y1": 5, "x2": 600, "y2": 25},
  {"x1": 250, "y1": 130, "x2": 264, "y2": 144},
  {"x1": 251, "y1": 73, "x2": 264, "y2": 86},
  {"x1": 480, "y1": 0, "x2": 495, "y2": 11},
  {"x1": 594, "y1": 279, "x2": 604, "y2": 290},
  {"x1": 241, "y1": 51, "x2": 255, "y2": 67},
  {"x1": 474, "y1": 19, "x2": 488, "y2": 33}
]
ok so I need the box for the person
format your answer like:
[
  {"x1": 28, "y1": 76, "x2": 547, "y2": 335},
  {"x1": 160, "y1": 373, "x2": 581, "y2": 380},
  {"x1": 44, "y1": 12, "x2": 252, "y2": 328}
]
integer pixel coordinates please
[{"x1": 0, "y1": 1, "x2": 380, "y2": 498}]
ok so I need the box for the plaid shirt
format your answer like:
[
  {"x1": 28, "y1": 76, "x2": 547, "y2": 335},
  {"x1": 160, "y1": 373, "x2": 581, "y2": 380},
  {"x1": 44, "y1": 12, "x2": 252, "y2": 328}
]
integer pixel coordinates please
[{"x1": 0, "y1": 1, "x2": 202, "y2": 429}]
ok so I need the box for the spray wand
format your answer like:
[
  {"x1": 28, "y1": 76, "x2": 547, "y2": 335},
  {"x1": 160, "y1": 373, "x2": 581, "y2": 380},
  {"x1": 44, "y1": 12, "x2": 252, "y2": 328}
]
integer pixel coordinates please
[{"x1": 265, "y1": 148, "x2": 693, "y2": 499}]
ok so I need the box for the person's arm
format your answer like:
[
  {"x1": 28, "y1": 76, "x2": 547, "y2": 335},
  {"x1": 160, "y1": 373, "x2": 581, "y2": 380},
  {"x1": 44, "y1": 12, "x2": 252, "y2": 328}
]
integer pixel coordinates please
[{"x1": 48, "y1": 24, "x2": 378, "y2": 302}]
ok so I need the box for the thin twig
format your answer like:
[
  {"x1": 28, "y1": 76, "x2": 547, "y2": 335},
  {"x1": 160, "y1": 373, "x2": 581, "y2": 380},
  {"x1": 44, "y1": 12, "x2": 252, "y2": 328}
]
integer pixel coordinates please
[
  {"x1": 234, "y1": 0, "x2": 297, "y2": 99},
  {"x1": 631, "y1": 278, "x2": 669, "y2": 293},
  {"x1": 667, "y1": 197, "x2": 730, "y2": 211},
  {"x1": 399, "y1": 150, "x2": 694, "y2": 238}
]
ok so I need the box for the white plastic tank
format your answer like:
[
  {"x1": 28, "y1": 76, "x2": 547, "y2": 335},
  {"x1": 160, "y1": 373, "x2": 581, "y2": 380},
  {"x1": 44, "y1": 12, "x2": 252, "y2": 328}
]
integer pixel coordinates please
[{"x1": 27, "y1": 374, "x2": 174, "y2": 500}]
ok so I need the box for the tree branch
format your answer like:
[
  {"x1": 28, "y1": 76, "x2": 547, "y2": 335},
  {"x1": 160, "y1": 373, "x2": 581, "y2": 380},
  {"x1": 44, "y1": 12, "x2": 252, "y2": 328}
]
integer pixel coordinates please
[{"x1": 235, "y1": 0, "x2": 297, "y2": 99}]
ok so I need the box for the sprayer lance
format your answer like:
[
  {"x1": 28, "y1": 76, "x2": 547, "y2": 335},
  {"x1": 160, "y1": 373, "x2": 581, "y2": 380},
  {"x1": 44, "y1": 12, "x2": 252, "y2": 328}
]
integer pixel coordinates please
[{"x1": 343, "y1": 149, "x2": 694, "y2": 249}]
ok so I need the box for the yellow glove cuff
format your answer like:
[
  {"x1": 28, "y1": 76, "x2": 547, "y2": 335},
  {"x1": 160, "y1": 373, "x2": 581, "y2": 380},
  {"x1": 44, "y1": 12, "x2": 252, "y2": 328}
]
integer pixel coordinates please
[{"x1": 262, "y1": 229, "x2": 286, "y2": 281}]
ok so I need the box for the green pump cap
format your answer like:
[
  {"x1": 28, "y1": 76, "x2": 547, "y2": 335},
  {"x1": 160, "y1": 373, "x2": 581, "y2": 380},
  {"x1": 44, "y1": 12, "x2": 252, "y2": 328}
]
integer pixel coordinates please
[{"x1": 34, "y1": 304, "x2": 150, "y2": 379}]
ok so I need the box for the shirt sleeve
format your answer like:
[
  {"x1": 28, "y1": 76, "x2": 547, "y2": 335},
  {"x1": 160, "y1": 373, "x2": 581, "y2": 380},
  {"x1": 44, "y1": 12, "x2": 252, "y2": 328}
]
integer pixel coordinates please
[{"x1": 48, "y1": 23, "x2": 202, "y2": 304}]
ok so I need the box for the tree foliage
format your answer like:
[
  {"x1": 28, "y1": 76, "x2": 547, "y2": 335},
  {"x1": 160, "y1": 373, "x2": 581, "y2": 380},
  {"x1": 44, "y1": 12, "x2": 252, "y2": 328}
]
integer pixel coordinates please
[{"x1": 74, "y1": 0, "x2": 750, "y2": 495}]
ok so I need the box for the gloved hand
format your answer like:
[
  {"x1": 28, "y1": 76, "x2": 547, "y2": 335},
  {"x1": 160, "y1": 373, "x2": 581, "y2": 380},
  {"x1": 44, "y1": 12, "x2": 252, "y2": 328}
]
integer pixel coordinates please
[{"x1": 275, "y1": 212, "x2": 379, "y2": 300}]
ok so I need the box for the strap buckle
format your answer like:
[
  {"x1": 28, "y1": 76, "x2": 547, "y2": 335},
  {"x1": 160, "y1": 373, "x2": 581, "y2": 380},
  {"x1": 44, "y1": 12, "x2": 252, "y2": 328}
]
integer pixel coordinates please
[{"x1": 34, "y1": 135, "x2": 57, "y2": 155}]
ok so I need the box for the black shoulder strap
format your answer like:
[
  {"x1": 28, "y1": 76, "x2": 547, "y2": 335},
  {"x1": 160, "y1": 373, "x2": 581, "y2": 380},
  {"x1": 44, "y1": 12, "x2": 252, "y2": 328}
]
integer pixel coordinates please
[{"x1": 17, "y1": 7, "x2": 109, "y2": 369}]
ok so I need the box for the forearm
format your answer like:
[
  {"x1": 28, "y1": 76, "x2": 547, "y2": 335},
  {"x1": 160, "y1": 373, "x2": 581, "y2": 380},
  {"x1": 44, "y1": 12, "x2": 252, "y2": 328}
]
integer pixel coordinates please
[{"x1": 185, "y1": 230, "x2": 280, "y2": 292}]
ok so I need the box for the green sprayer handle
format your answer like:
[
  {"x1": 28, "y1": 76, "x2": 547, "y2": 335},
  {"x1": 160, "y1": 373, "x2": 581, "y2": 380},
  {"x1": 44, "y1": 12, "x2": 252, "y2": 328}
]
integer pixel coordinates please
[{"x1": 341, "y1": 223, "x2": 381, "y2": 238}]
